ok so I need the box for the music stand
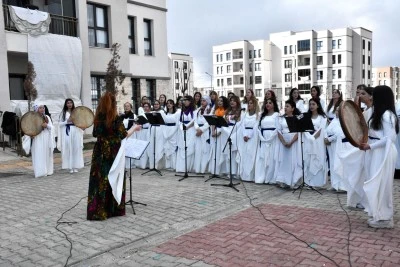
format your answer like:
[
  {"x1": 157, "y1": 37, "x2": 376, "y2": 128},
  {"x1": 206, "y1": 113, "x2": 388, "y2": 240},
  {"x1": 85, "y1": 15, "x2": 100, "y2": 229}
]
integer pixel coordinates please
[
  {"x1": 203, "y1": 115, "x2": 229, "y2": 182},
  {"x1": 142, "y1": 112, "x2": 164, "y2": 176},
  {"x1": 285, "y1": 113, "x2": 322, "y2": 198},
  {"x1": 135, "y1": 115, "x2": 148, "y2": 125},
  {"x1": 211, "y1": 120, "x2": 240, "y2": 192},
  {"x1": 175, "y1": 120, "x2": 204, "y2": 181},
  {"x1": 125, "y1": 138, "x2": 149, "y2": 214}
]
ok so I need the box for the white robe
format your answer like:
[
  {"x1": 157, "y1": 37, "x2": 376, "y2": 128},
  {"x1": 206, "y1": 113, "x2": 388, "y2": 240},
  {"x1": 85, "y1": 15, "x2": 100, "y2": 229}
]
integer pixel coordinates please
[
  {"x1": 295, "y1": 99, "x2": 306, "y2": 113},
  {"x1": 31, "y1": 115, "x2": 54, "y2": 178},
  {"x1": 237, "y1": 112, "x2": 258, "y2": 181},
  {"x1": 395, "y1": 102, "x2": 400, "y2": 169},
  {"x1": 254, "y1": 112, "x2": 279, "y2": 184},
  {"x1": 303, "y1": 115, "x2": 328, "y2": 187},
  {"x1": 147, "y1": 111, "x2": 166, "y2": 170},
  {"x1": 324, "y1": 118, "x2": 348, "y2": 190},
  {"x1": 57, "y1": 111, "x2": 84, "y2": 170},
  {"x1": 193, "y1": 111, "x2": 212, "y2": 174},
  {"x1": 162, "y1": 112, "x2": 179, "y2": 170},
  {"x1": 275, "y1": 116, "x2": 302, "y2": 187},
  {"x1": 220, "y1": 115, "x2": 242, "y2": 176},
  {"x1": 364, "y1": 111, "x2": 397, "y2": 222},
  {"x1": 135, "y1": 120, "x2": 150, "y2": 169},
  {"x1": 209, "y1": 125, "x2": 225, "y2": 175},
  {"x1": 176, "y1": 111, "x2": 197, "y2": 172}
]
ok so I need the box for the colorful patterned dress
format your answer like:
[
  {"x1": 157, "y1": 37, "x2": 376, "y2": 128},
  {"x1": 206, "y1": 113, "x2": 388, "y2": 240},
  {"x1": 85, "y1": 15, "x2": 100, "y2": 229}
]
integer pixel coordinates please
[{"x1": 87, "y1": 115, "x2": 127, "y2": 220}]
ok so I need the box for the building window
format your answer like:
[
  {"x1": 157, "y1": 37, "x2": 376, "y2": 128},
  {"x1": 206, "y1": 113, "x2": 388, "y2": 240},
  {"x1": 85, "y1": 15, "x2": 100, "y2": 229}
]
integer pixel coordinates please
[
  {"x1": 297, "y1": 40, "x2": 310, "y2": 52},
  {"x1": 362, "y1": 70, "x2": 365, "y2": 79},
  {"x1": 255, "y1": 63, "x2": 261, "y2": 71},
  {"x1": 217, "y1": 79, "x2": 220, "y2": 87},
  {"x1": 284, "y1": 60, "x2": 292, "y2": 69},
  {"x1": 226, "y1": 52, "x2": 231, "y2": 61},
  {"x1": 175, "y1": 72, "x2": 179, "y2": 80},
  {"x1": 338, "y1": 54, "x2": 342, "y2": 64},
  {"x1": 240, "y1": 90, "x2": 244, "y2": 97},
  {"x1": 258, "y1": 49, "x2": 261, "y2": 57},
  {"x1": 255, "y1": 76, "x2": 262, "y2": 84},
  {"x1": 298, "y1": 84, "x2": 311, "y2": 95},
  {"x1": 332, "y1": 70, "x2": 336, "y2": 79},
  {"x1": 368, "y1": 70, "x2": 370, "y2": 79},
  {"x1": 338, "y1": 84, "x2": 342, "y2": 90},
  {"x1": 368, "y1": 56, "x2": 371, "y2": 65},
  {"x1": 91, "y1": 75, "x2": 105, "y2": 109},
  {"x1": 384, "y1": 72, "x2": 387, "y2": 77},
  {"x1": 249, "y1": 50, "x2": 252, "y2": 59},
  {"x1": 316, "y1": 41, "x2": 322, "y2": 51},
  {"x1": 249, "y1": 63, "x2": 252, "y2": 72},
  {"x1": 87, "y1": 3, "x2": 109, "y2": 48},
  {"x1": 175, "y1": 83, "x2": 179, "y2": 90},
  {"x1": 338, "y1": 39, "x2": 342, "y2": 49},
  {"x1": 363, "y1": 56, "x2": 365, "y2": 64},
  {"x1": 131, "y1": 78, "x2": 141, "y2": 113},
  {"x1": 174, "y1": 61, "x2": 179, "y2": 69},
  {"x1": 8, "y1": 74, "x2": 26, "y2": 100},
  {"x1": 128, "y1": 16, "x2": 136, "y2": 54},
  {"x1": 317, "y1": 56, "x2": 323, "y2": 65},
  {"x1": 183, "y1": 62, "x2": 188, "y2": 69},
  {"x1": 221, "y1": 79, "x2": 224, "y2": 87},
  {"x1": 143, "y1": 19, "x2": 153, "y2": 55},
  {"x1": 220, "y1": 54, "x2": 223, "y2": 61},
  {"x1": 289, "y1": 45, "x2": 293, "y2": 54},
  {"x1": 338, "y1": 69, "x2": 342, "y2": 79},
  {"x1": 227, "y1": 65, "x2": 231, "y2": 73},
  {"x1": 332, "y1": 40, "x2": 336, "y2": 49},
  {"x1": 253, "y1": 50, "x2": 257, "y2": 58},
  {"x1": 227, "y1": 78, "x2": 232, "y2": 86},
  {"x1": 332, "y1": 84, "x2": 336, "y2": 90},
  {"x1": 255, "y1": 89, "x2": 262, "y2": 97},
  {"x1": 285, "y1": 73, "x2": 292, "y2": 82},
  {"x1": 298, "y1": 69, "x2": 310, "y2": 80},
  {"x1": 220, "y1": 67, "x2": 223, "y2": 74},
  {"x1": 216, "y1": 54, "x2": 219, "y2": 62},
  {"x1": 332, "y1": 55, "x2": 336, "y2": 64},
  {"x1": 363, "y1": 40, "x2": 365, "y2": 49},
  {"x1": 284, "y1": 46, "x2": 287, "y2": 55},
  {"x1": 216, "y1": 67, "x2": 219, "y2": 74},
  {"x1": 368, "y1": 41, "x2": 371, "y2": 51},
  {"x1": 317, "y1": 71, "x2": 323, "y2": 80},
  {"x1": 146, "y1": 79, "x2": 156, "y2": 101},
  {"x1": 249, "y1": 76, "x2": 253, "y2": 84},
  {"x1": 384, "y1": 80, "x2": 386, "y2": 85}
]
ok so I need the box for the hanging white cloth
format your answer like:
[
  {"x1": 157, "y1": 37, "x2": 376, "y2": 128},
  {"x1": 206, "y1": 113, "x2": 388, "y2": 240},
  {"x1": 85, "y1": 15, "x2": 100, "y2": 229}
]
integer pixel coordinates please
[
  {"x1": 108, "y1": 139, "x2": 127, "y2": 205},
  {"x1": 9, "y1": 6, "x2": 51, "y2": 35}
]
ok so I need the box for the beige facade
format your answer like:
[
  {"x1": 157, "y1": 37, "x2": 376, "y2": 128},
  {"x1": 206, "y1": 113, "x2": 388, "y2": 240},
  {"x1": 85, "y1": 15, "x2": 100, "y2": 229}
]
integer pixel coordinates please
[
  {"x1": 1, "y1": 0, "x2": 170, "y2": 120},
  {"x1": 372, "y1": 66, "x2": 400, "y2": 100}
]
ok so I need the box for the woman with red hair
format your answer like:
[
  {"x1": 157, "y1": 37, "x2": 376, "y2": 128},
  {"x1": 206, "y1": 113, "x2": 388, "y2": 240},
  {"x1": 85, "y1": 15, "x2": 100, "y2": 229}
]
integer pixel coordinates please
[{"x1": 87, "y1": 92, "x2": 141, "y2": 221}]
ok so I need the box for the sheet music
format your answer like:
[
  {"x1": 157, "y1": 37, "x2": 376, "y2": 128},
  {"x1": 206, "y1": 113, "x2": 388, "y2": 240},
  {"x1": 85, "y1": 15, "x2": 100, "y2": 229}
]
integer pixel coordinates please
[{"x1": 125, "y1": 138, "x2": 149, "y2": 159}]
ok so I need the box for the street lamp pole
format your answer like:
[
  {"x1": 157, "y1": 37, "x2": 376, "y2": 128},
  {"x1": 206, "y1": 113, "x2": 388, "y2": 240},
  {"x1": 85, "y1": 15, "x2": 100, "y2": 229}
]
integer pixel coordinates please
[{"x1": 205, "y1": 72, "x2": 213, "y2": 91}]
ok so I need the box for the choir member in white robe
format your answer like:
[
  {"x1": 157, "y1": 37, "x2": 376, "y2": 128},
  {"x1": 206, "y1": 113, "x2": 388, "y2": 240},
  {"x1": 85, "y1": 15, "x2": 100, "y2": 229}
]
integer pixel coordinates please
[
  {"x1": 147, "y1": 100, "x2": 166, "y2": 170},
  {"x1": 120, "y1": 102, "x2": 137, "y2": 169},
  {"x1": 176, "y1": 96, "x2": 197, "y2": 173},
  {"x1": 325, "y1": 89, "x2": 343, "y2": 122},
  {"x1": 303, "y1": 99, "x2": 328, "y2": 187},
  {"x1": 237, "y1": 97, "x2": 259, "y2": 181},
  {"x1": 163, "y1": 99, "x2": 179, "y2": 170},
  {"x1": 310, "y1": 86, "x2": 326, "y2": 111},
  {"x1": 208, "y1": 96, "x2": 229, "y2": 175},
  {"x1": 193, "y1": 96, "x2": 213, "y2": 174},
  {"x1": 359, "y1": 85, "x2": 398, "y2": 229},
  {"x1": 240, "y1": 89, "x2": 254, "y2": 111},
  {"x1": 396, "y1": 101, "x2": 400, "y2": 169},
  {"x1": 31, "y1": 103, "x2": 54, "y2": 178},
  {"x1": 254, "y1": 98, "x2": 279, "y2": 184},
  {"x1": 221, "y1": 96, "x2": 243, "y2": 177},
  {"x1": 135, "y1": 103, "x2": 151, "y2": 169},
  {"x1": 57, "y1": 99, "x2": 84, "y2": 173},
  {"x1": 275, "y1": 100, "x2": 302, "y2": 188},
  {"x1": 288, "y1": 88, "x2": 306, "y2": 113},
  {"x1": 324, "y1": 114, "x2": 348, "y2": 191}
]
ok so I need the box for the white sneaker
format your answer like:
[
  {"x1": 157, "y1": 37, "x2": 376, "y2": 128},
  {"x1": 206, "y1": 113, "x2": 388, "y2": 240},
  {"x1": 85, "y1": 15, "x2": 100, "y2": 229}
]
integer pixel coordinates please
[
  {"x1": 368, "y1": 219, "x2": 394, "y2": 229},
  {"x1": 69, "y1": 169, "x2": 74, "y2": 174},
  {"x1": 73, "y1": 169, "x2": 78, "y2": 173}
]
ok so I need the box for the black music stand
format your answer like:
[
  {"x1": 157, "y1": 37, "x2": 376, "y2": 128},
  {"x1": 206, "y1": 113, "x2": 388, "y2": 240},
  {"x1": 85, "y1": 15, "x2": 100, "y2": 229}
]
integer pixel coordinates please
[
  {"x1": 135, "y1": 115, "x2": 148, "y2": 125},
  {"x1": 175, "y1": 120, "x2": 204, "y2": 181},
  {"x1": 211, "y1": 120, "x2": 240, "y2": 192},
  {"x1": 204, "y1": 115, "x2": 229, "y2": 182},
  {"x1": 142, "y1": 112, "x2": 164, "y2": 176},
  {"x1": 285, "y1": 113, "x2": 322, "y2": 198}
]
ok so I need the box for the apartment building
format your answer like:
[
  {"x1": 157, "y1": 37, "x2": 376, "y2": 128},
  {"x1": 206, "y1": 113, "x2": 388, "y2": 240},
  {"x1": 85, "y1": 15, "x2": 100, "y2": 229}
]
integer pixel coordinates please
[
  {"x1": 169, "y1": 52, "x2": 194, "y2": 101},
  {"x1": 212, "y1": 40, "x2": 280, "y2": 103},
  {"x1": 270, "y1": 27, "x2": 372, "y2": 104},
  {"x1": 0, "y1": 0, "x2": 170, "y2": 118},
  {"x1": 372, "y1": 66, "x2": 400, "y2": 100}
]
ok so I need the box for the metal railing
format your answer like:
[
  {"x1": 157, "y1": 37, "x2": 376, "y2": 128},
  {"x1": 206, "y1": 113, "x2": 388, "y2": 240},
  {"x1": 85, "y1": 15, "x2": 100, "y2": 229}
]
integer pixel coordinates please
[{"x1": 3, "y1": 5, "x2": 78, "y2": 37}]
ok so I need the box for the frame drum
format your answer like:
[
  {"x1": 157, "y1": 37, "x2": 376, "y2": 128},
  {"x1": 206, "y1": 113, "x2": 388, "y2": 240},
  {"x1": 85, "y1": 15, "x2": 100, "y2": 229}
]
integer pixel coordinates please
[
  {"x1": 338, "y1": 100, "x2": 368, "y2": 147},
  {"x1": 20, "y1": 111, "x2": 44, "y2": 137},
  {"x1": 70, "y1": 106, "x2": 94, "y2": 129}
]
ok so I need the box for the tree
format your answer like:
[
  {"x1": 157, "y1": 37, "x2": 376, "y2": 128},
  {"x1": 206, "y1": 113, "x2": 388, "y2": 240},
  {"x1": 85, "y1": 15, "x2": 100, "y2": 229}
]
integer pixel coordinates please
[
  {"x1": 105, "y1": 43, "x2": 126, "y2": 95},
  {"x1": 24, "y1": 61, "x2": 38, "y2": 111}
]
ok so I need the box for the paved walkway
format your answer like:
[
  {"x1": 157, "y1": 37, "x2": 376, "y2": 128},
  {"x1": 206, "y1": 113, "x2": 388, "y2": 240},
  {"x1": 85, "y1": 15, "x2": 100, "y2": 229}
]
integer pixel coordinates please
[{"x1": 0, "y1": 147, "x2": 399, "y2": 267}]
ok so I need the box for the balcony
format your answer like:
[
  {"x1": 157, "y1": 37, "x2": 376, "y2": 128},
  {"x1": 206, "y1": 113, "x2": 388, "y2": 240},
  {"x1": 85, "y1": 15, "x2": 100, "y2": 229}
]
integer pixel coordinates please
[{"x1": 3, "y1": 4, "x2": 78, "y2": 37}]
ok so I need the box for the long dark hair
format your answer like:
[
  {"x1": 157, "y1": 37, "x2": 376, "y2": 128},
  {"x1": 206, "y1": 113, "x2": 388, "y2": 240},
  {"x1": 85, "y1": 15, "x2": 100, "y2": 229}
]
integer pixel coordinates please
[
  {"x1": 289, "y1": 88, "x2": 303, "y2": 102},
  {"x1": 193, "y1": 92, "x2": 202, "y2": 108},
  {"x1": 259, "y1": 98, "x2": 279, "y2": 125},
  {"x1": 94, "y1": 92, "x2": 117, "y2": 128},
  {"x1": 285, "y1": 100, "x2": 301, "y2": 116},
  {"x1": 219, "y1": 96, "x2": 230, "y2": 110},
  {"x1": 369, "y1": 85, "x2": 399, "y2": 133},
  {"x1": 326, "y1": 89, "x2": 343, "y2": 113},
  {"x1": 311, "y1": 85, "x2": 321, "y2": 101},
  {"x1": 308, "y1": 99, "x2": 326, "y2": 118},
  {"x1": 166, "y1": 99, "x2": 176, "y2": 114},
  {"x1": 61, "y1": 98, "x2": 75, "y2": 121}
]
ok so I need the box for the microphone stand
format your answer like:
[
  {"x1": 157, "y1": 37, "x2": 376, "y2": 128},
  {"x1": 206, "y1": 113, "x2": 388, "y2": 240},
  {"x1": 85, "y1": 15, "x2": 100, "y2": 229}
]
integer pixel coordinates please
[
  {"x1": 205, "y1": 125, "x2": 224, "y2": 182},
  {"x1": 211, "y1": 120, "x2": 240, "y2": 192}
]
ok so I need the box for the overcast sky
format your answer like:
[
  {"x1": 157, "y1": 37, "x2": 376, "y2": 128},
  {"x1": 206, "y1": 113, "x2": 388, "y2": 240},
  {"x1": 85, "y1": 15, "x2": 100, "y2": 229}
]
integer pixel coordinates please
[{"x1": 166, "y1": 0, "x2": 400, "y2": 87}]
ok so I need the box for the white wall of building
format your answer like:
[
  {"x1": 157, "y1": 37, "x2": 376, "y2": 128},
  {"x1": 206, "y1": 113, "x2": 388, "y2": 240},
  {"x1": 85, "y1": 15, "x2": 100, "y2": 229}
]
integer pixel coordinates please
[{"x1": 169, "y1": 53, "x2": 194, "y2": 100}]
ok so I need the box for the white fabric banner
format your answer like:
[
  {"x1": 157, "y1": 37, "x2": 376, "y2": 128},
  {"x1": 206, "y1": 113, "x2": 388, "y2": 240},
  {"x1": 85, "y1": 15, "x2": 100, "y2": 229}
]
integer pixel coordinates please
[
  {"x1": 27, "y1": 34, "x2": 83, "y2": 134},
  {"x1": 9, "y1": 6, "x2": 51, "y2": 35}
]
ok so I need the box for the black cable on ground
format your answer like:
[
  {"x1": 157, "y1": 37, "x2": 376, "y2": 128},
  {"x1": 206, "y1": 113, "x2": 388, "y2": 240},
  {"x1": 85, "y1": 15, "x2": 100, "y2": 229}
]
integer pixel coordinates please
[
  {"x1": 55, "y1": 196, "x2": 87, "y2": 267},
  {"x1": 336, "y1": 193, "x2": 353, "y2": 267}
]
